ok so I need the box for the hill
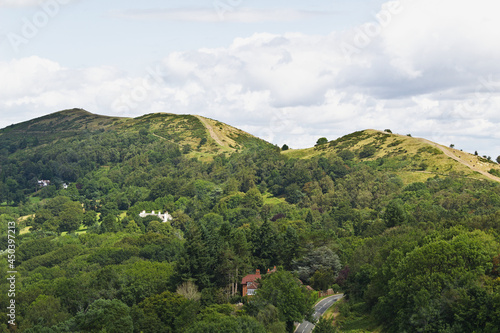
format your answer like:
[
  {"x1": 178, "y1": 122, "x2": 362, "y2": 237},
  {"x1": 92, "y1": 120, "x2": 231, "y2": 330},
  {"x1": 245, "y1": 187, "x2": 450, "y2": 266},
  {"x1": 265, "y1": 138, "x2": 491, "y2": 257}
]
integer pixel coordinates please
[
  {"x1": 283, "y1": 129, "x2": 500, "y2": 184},
  {"x1": 0, "y1": 109, "x2": 274, "y2": 160},
  {"x1": 4, "y1": 109, "x2": 499, "y2": 182},
  {"x1": 1, "y1": 109, "x2": 500, "y2": 332}
]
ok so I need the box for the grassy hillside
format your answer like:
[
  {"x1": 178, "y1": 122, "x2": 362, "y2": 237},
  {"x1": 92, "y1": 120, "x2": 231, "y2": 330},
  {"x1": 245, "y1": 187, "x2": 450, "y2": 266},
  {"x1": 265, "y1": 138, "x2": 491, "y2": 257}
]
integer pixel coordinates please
[
  {"x1": 1, "y1": 110, "x2": 500, "y2": 332},
  {"x1": 0, "y1": 109, "x2": 274, "y2": 161},
  {"x1": 283, "y1": 129, "x2": 500, "y2": 184}
]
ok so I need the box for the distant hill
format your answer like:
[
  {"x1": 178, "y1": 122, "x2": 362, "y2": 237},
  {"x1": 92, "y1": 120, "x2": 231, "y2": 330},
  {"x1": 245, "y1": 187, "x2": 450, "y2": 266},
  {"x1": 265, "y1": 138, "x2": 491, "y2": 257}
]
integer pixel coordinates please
[
  {"x1": 2, "y1": 109, "x2": 499, "y2": 185},
  {"x1": 0, "y1": 109, "x2": 274, "y2": 160},
  {"x1": 283, "y1": 129, "x2": 500, "y2": 184}
]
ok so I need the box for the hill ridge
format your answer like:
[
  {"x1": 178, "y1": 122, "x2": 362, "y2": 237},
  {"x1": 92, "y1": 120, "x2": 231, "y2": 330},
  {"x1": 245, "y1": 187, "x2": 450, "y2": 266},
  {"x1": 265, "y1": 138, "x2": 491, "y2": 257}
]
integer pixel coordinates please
[
  {"x1": 284, "y1": 129, "x2": 500, "y2": 184},
  {"x1": 413, "y1": 137, "x2": 500, "y2": 183},
  {"x1": 0, "y1": 109, "x2": 275, "y2": 160},
  {"x1": 370, "y1": 129, "x2": 500, "y2": 183},
  {"x1": 2, "y1": 109, "x2": 500, "y2": 183}
]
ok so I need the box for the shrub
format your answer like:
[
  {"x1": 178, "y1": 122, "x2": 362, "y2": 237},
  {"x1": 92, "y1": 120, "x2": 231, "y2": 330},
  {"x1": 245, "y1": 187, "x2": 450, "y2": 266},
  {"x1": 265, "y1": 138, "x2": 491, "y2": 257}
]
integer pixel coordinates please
[
  {"x1": 489, "y1": 169, "x2": 500, "y2": 177},
  {"x1": 338, "y1": 150, "x2": 354, "y2": 161},
  {"x1": 316, "y1": 137, "x2": 328, "y2": 146},
  {"x1": 359, "y1": 146, "x2": 376, "y2": 159}
]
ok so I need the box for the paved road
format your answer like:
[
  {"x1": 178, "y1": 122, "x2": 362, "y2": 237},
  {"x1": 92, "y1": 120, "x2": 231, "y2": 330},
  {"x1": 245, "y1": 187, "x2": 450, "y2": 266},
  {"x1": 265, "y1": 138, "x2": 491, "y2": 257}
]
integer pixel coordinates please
[{"x1": 295, "y1": 294, "x2": 343, "y2": 333}]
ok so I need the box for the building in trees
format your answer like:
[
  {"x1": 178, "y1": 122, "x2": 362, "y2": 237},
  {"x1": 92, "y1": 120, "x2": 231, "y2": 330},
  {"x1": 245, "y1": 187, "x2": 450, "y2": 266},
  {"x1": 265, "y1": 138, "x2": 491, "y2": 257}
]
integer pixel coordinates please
[
  {"x1": 138, "y1": 210, "x2": 173, "y2": 222},
  {"x1": 241, "y1": 267, "x2": 277, "y2": 296},
  {"x1": 38, "y1": 179, "x2": 51, "y2": 187}
]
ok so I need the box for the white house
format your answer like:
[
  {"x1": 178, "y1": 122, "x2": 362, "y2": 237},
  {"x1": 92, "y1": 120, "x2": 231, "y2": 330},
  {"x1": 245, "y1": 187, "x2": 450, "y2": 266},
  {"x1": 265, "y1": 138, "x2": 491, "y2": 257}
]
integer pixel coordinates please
[
  {"x1": 38, "y1": 180, "x2": 51, "y2": 187},
  {"x1": 139, "y1": 210, "x2": 173, "y2": 223}
]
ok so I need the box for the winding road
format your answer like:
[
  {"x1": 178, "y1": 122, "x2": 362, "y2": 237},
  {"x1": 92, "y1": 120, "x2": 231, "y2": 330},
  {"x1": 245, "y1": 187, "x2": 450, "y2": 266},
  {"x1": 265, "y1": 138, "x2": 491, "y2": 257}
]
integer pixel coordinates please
[{"x1": 295, "y1": 294, "x2": 343, "y2": 333}]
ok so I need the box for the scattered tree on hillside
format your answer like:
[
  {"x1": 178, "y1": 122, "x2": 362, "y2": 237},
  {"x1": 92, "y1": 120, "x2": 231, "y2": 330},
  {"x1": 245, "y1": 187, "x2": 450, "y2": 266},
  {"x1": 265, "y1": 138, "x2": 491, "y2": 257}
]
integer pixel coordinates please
[
  {"x1": 82, "y1": 210, "x2": 98, "y2": 227},
  {"x1": 383, "y1": 198, "x2": 407, "y2": 228},
  {"x1": 359, "y1": 145, "x2": 376, "y2": 159},
  {"x1": 316, "y1": 137, "x2": 328, "y2": 146},
  {"x1": 176, "y1": 281, "x2": 202, "y2": 301},
  {"x1": 294, "y1": 246, "x2": 342, "y2": 284}
]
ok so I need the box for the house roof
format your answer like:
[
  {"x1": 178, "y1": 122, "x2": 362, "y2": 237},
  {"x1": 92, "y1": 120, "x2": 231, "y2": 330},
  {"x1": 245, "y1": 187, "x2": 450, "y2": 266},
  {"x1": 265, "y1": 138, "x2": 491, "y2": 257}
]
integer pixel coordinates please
[{"x1": 241, "y1": 273, "x2": 261, "y2": 284}]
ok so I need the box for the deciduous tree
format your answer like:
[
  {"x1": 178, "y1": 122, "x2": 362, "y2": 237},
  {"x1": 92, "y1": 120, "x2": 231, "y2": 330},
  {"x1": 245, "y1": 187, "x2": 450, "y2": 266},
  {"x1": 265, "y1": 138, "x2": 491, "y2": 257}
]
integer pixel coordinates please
[{"x1": 255, "y1": 269, "x2": 315, "y2": 332}]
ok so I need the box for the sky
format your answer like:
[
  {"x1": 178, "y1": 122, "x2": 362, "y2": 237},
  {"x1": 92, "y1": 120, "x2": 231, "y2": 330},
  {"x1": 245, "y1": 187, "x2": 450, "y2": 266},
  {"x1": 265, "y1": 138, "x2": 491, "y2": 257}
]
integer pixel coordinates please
[{"x1": 1, "y1": 0, "x2": 499, "y2": 158}]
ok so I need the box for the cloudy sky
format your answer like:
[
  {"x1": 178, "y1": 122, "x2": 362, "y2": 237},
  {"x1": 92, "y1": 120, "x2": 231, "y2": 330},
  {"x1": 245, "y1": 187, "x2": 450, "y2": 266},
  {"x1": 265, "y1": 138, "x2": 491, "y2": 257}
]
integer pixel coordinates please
[{"x1": 1, "y1": 0, "x2": 499, "y2": 157}]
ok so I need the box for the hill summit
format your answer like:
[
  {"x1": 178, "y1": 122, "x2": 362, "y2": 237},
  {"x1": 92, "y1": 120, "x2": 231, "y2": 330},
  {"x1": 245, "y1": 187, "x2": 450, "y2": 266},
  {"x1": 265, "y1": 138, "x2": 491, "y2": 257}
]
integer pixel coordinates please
[
  {"x1": 0, "y1": 109, "x2": 273, "y2": 160},
  {"x1": 2, "y1": 109, "x2": 500, "y2": 183},
  {"x1": 284, "y1": 129, "x2": 500, "y2": 184}
]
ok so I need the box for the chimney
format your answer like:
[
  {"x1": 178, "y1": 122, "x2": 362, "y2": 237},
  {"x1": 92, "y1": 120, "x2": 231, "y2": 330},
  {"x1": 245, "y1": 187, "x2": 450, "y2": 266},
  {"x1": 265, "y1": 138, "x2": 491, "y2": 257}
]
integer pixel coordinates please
[{"x1": 256, "y1": 269, "x2": 260, "y2": 275}]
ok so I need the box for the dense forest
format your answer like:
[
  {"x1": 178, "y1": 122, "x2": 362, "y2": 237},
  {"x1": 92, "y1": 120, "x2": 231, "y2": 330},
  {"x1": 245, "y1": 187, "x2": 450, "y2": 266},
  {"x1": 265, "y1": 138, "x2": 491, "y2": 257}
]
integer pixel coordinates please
[{"x1": 0, "y1": 109, "x2": 499, "y2": 332}]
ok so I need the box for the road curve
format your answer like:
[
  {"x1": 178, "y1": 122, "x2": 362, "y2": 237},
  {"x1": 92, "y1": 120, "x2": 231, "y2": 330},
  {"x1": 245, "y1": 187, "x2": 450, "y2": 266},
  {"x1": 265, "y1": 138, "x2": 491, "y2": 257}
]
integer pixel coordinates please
[{"x1": 295, "y1": 294, "x2": 343, "y2": 333}]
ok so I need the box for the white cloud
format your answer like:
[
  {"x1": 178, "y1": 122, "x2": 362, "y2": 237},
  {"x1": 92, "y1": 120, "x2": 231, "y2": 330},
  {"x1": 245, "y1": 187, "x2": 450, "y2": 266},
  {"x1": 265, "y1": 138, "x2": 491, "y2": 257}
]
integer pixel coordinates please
[{"x1": 2, "y1": 0, "x2": 500, "y2": 157}]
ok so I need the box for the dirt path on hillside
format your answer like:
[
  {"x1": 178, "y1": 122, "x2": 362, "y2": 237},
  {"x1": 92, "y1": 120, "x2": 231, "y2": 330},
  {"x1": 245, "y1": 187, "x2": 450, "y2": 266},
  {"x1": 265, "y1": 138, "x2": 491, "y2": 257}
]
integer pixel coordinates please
[
  {"x1": 151, "y1": 132, "x2": 178, "y2": 145},
  {"x1": 414, "y1": 137, "x2": 500, "y2": 183},
  {"x1": 373, "y1": 130, "x2": 500, "y2": 183},
  {"x1": 195, "y1": 115, "x2": 234, "y2": 150}
]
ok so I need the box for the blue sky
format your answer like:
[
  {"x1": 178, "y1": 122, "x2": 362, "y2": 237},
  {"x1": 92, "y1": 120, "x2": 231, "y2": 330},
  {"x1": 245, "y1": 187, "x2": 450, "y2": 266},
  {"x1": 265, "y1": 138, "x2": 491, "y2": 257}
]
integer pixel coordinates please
[
  {"x1": 1, "y1": 0, "x2": 385, "y2": 68},
  {"x1": 1, "y1": 0, "x2": 499, "y2": 158}
]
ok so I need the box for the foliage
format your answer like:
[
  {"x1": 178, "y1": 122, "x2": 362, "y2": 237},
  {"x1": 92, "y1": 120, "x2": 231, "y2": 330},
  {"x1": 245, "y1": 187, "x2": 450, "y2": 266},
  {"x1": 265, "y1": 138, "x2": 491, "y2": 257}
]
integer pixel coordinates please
[
  {"x1": 316, "y1": 137, "x2": 329, "y2": 146},
  {"x1": 313, "y1": 317, "x2": 338, "y2": 333},
  {"x1": 358, "y1": 146, "x2": 376, "y2": 159},
  {"x1": 1, "y1": 110, "x2": 500, "y2": 332},
  {"x1": 72, "y1": 299, "x2": 133, "y2": 333},
  {"x1": 294, "y1": 246, "x2": 342, "y2": 284},
  {"x1": 254, "y1": 269, "x2": 315, "y2": 332}
]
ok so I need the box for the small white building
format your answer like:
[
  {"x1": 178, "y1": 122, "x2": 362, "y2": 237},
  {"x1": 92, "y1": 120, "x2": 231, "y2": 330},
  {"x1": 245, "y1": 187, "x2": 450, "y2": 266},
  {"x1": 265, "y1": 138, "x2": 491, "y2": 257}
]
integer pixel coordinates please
[
  {"x1": 139, "y1": 210, "x2": 173, "y2": 223},
  {"x1": 38, "y1": 180, "x2": 51, "y2": 187}
]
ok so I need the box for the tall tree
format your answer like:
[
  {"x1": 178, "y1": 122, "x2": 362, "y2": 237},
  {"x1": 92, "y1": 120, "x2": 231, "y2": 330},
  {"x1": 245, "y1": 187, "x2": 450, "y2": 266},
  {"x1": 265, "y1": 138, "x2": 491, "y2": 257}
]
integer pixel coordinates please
[
  {"x1": 58, "y1": 201, "x2": 84, "y2": 233},
  {"x1": 255, "y1": 270, "x2": 315, "y2": 332}
]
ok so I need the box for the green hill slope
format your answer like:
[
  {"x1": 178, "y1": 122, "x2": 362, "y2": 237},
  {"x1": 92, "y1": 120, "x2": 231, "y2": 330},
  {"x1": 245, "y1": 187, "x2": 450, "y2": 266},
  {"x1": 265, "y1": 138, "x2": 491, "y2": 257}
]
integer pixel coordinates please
[
  {"x1": 1, "y1": 110, "x2": 500, "y2": 332},
  {"x1": 0, "y1": 109, "x2": 273, "y2": 160},
  {"x1": 284, "y1": 129, "x2": 500, "y2": 184}
]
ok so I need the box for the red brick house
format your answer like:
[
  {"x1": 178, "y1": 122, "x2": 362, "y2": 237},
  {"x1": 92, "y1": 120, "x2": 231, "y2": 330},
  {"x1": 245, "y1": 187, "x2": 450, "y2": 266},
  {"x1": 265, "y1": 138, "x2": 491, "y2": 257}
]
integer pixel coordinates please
[{"x1": 241, "y1": 266, "x2": 277, "y2": 296}]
